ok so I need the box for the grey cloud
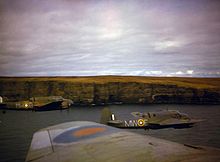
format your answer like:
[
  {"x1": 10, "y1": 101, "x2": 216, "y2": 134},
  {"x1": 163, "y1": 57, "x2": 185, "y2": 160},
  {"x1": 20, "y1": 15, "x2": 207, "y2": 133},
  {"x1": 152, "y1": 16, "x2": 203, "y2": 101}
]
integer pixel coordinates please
[{"x1": 0, "y1": 0, "x2": 220, "y2": 77}]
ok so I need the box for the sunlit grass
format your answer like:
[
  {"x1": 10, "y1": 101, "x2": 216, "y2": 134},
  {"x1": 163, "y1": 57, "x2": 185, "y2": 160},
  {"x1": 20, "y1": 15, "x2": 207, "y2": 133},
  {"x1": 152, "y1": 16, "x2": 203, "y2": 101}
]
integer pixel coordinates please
[{"x1": 0, "y1": 76, "x2": 220, "y2": 89}]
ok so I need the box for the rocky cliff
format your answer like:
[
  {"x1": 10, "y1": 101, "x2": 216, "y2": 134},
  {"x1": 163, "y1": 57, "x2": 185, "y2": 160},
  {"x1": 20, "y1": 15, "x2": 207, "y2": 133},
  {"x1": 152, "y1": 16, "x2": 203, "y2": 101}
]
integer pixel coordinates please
[{"x1": 0, "y1": 76, "x2": 220, "y2": 105}]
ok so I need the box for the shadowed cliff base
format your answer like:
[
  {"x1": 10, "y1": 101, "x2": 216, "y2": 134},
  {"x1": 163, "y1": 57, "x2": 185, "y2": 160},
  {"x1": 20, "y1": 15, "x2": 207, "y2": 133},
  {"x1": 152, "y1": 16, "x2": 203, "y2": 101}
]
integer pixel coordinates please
[{"x1": 0, "y1": 76, "x2": 220, "y2": 105}]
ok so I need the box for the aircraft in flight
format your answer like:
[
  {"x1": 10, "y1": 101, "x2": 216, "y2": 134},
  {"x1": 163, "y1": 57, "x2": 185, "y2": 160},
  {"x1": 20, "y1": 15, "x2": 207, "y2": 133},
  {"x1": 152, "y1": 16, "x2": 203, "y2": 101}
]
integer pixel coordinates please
[
  {"x1": 29, "y1": 96, "x2": 73, "y2": 111},
  {"x1": 100, "y1": 108, "x2": 203, "y2": 129},
  {"x1": 0, "y1": 96, "x2": 73, "y2": 111},
  {"x1": 26, "y1": 121, "x2": 220, "y2": 162}
]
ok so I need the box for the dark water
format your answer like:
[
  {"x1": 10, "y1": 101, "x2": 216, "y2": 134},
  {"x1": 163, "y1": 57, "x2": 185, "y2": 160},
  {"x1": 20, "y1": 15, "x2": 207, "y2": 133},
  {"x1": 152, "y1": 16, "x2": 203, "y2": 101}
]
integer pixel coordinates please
[{"x1": 0, "y1": 104, "x2": 220, "y2": 162}]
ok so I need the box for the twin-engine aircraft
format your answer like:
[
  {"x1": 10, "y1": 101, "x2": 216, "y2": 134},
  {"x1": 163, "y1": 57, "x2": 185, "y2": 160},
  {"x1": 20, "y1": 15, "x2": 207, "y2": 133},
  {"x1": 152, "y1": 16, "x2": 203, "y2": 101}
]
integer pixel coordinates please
[
  {"x1": 100, "y1": 108, "x2": 203, "y2": 129},
  {"x1": 26, "y1": 108, "x2": 217, "y2": 162},
  {"x1": 0, "y1": 96, "x2": 73, "y2": 111}
]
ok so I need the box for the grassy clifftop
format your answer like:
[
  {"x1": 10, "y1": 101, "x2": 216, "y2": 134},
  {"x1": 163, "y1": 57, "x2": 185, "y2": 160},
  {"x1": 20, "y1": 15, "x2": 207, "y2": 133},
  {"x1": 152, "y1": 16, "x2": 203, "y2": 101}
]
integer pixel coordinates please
[{"x1": 0, "y1": 76, "x2": 220, "y2": 105}]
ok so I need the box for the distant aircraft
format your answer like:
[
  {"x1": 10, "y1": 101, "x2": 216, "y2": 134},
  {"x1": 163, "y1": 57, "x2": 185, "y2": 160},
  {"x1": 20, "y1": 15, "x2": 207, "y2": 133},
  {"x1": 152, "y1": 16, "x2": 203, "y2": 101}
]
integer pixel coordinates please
[
  {"x1": 100, "y1": 108, "x2": 203, "y2": 129},
  {"x1": 26, "y1": 121, "x2": 220, "y2": 162},
  {"x1": 0, "y1": 96, "x2": 73, "y2": 111},
  {"x1": 30, "y1": 96, "x2": 73, "y2": 111}
]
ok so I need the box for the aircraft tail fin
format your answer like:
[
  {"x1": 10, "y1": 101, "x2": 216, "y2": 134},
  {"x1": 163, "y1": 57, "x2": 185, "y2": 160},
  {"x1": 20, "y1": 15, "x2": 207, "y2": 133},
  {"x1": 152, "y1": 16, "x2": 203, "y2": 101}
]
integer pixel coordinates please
[{"x1": 100, "y1": 107, "x2": 114, "y2": 124}]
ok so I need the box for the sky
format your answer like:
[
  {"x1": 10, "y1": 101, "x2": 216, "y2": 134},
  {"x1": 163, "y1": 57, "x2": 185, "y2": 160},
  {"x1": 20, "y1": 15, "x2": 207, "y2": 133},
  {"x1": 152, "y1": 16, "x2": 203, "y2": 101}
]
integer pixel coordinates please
[{"x1": 0, "y1": 0, "x2": 220, "y2": 77}]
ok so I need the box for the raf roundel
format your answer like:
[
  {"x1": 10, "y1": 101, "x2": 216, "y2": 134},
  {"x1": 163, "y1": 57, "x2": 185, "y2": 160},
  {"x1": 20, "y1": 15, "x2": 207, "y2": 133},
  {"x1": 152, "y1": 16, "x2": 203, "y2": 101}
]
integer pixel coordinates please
[
  {"x1": 138, "y1": 119, "x2": 145, "y2": 127},
  {"x1": 53, "y1": 125, "x2": 119, "y2": 144}
]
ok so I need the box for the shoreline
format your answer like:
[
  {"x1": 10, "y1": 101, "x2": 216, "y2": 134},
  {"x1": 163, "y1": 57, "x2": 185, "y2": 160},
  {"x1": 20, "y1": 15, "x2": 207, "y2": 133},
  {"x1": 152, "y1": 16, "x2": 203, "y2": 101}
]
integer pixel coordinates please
[{"x1": 0, "y1": 76, "x2": 220, "y2": 105}]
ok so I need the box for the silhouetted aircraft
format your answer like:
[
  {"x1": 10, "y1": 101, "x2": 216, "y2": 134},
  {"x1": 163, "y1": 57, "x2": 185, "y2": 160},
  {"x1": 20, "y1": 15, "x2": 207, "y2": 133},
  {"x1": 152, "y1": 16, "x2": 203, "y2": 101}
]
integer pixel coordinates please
[
  {"x1": 101, "y1": 108, "x2": 203, "y2": 129},
  {"x1": 26, "y1": 121, "x2": 220, "y2": 162},
  {"x1": 0, "y1": 96, "x2": 73, "y2": 111},
  {"x1": 30, "y1": 96, "x2": 73, "y2": 111}
]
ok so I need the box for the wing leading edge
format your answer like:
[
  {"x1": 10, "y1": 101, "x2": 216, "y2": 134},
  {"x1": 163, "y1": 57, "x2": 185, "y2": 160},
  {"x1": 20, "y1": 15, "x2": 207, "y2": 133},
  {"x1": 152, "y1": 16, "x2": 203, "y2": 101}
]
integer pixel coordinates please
[{"x1": 26, "y1": 121, "x2": 220, "y2": 162}]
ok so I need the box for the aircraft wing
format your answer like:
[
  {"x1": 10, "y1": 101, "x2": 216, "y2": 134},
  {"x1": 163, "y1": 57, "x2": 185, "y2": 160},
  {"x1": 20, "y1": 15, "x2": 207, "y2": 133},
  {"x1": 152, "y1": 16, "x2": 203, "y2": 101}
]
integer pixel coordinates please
[
  {"x1": 26, "y1": 121, "x2": 220, "y2": 162},
  {"x1": 33, "y1": 101, "x2": 63, "y2": 110},
  {"x1": 131, "y1": 112, "x2": 143, "y2": 118},
  {"x1": 152, "y1": 118, "x2": 203, "y2": 126}
]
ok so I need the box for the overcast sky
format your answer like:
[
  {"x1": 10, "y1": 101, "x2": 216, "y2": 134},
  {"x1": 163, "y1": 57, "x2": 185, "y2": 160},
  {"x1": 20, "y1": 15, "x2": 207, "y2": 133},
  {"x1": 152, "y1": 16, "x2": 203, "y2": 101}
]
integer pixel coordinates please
[{"x1": 0, "y1": 0, "x2": 220, "y2": 77}]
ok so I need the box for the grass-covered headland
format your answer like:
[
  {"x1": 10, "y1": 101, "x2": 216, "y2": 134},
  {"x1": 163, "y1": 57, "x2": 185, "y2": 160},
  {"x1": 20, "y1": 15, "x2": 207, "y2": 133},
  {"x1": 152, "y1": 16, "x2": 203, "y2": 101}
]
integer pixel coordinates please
[{"x1": 0, "y1": 76, "x2": 220, "y2": 105}]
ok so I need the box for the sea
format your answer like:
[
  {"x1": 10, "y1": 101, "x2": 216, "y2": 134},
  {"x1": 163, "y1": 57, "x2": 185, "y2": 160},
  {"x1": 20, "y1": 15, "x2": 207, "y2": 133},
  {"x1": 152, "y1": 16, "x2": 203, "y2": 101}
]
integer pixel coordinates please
[{"x1": 0, "y1": 104, "x2": 220, "y2": 162}]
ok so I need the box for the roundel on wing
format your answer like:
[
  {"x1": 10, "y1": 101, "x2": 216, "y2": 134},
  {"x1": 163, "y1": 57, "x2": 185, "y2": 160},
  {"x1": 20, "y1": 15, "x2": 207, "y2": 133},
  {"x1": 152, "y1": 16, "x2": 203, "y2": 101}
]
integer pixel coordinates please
[{"x1": 53, "y1": 125, "x2": 118, "y2": 144}]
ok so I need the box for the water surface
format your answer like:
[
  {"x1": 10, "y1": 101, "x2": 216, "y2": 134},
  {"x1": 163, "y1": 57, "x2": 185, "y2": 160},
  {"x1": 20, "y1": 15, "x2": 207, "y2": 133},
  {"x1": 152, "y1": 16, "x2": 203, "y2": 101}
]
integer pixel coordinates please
[{"x1": 0, "y1": 104, "x2": 220, "y2": 162}]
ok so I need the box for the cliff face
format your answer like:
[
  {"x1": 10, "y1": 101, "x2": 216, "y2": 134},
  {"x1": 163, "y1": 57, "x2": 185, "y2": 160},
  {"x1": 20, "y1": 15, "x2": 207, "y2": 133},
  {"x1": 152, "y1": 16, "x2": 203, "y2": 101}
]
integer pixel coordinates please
[{"x1": 0, "y1": 76, "x2": 220, "y2": 105}]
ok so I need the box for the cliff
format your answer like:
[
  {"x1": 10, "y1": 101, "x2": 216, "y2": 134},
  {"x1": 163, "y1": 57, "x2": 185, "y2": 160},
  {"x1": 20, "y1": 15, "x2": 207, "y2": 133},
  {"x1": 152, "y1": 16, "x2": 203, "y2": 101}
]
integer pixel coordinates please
[{"x1": 0, "y1": 76, "x2": 220, "y2": 105}]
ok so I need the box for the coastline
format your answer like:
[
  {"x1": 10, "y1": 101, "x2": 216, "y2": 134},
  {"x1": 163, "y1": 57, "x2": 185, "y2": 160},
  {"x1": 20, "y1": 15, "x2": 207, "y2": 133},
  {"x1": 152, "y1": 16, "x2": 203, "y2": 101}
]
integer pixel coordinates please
[{"x1": 0, "y1": 76, "x2": 220, "y2": 105}]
